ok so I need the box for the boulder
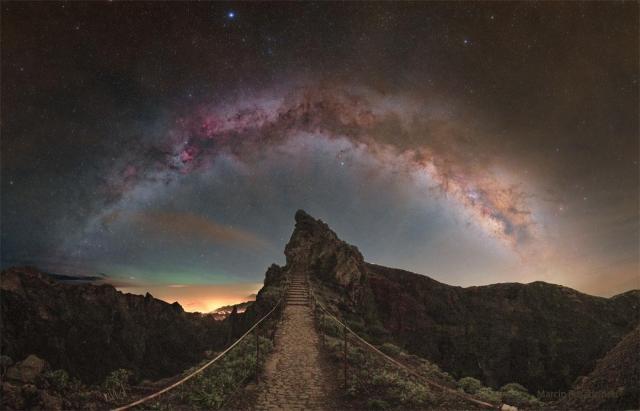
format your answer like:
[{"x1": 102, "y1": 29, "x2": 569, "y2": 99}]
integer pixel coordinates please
[{"x1": 5, "y1": 354, "x2": 47, "y2": 383}]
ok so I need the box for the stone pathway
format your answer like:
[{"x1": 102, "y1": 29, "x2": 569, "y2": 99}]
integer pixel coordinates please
[{"x1": 245, "y1": 275, "x2": 341, "y2": 410}]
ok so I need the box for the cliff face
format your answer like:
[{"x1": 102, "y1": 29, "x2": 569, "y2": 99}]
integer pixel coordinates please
[
  {"x1": 554, "y1": 326, "x2": 640, "y2": 410},
  {"x1": 284, "y1": 210, "x2": 640, "y2": 393},
  {"x1": 0, "y1": 267, "x2": 226, "y2": 384},
  {"x1": 284, "y1": 210, "x2": 367, "y2": 304},
  {"x1": 366, "y1": 265, "x2": 639, "y2": 392}
]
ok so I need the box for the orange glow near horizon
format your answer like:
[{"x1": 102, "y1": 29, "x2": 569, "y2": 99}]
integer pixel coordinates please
[{"x1": 116, "y1": 282, "x2": 262, "y2": 313}]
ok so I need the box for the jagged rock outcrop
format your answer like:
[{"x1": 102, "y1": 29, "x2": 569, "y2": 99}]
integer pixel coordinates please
[
  {"x1": 553, "y1": 326, "x2": 640, "y2": 410},
  {"x1": 286, "y1": 210, "x2": 640, "y2": 394},
  {"x1": 284, "y1": 210, "x2": 367, "y2": 305},
  {"x1": 0, "y1": 267, "x2": 226, "y2": 384},
  {"x1": 5, "y1": 355, "x2": 48, "y2": 384}
]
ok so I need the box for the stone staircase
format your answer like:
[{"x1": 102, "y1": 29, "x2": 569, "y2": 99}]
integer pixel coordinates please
[{"x1": 286, "y1": 275, "x2": 309, "y2": 306}]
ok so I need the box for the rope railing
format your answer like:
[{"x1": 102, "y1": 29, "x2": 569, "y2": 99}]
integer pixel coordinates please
[
  {"x1": 309, "y1": 286, "x2": 500, "y2": 410},
  {"x1": 111, "y1": 280, "x2": 288, "y2": 411}
]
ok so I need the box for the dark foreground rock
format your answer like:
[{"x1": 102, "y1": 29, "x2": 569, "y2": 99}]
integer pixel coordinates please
[
  {"x1": 1, "y1": 267, "x2": 227, "y2": 384},
  {"x1": 553, "y1": 326, "x2": 640, "y2": 410}
]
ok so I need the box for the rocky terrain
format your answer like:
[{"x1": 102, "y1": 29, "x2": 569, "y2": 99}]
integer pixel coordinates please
[
  {"x1": 1, "y1": 267, "x2": 227, "y2": 384},
  {"x1": 286, "y1": 210, "x2": 640, "y2": 394},
  {"x1": 554, "y1": 326, "x2": 639, "y2": 410}
]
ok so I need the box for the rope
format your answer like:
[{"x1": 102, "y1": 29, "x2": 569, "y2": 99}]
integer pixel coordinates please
[
  {"x1": 112, "y1": 293, "x2": 285, "y2": 411},
  {"x1": 310, "y1": 289, "x2": 498, "y2": 410}
]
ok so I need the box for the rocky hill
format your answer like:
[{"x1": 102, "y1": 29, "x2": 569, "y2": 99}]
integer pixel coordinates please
[
  {"x1": 286, "y1": 210, "x2": 640, "y2": 394},
  {"x1": 553, "y1": 326, "x2": 639, "y2": 410},
  {"x1": 0, "y1": 267, "x2": 227, "y2": 384}
]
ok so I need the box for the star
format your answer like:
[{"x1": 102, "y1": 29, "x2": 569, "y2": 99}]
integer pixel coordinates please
[{"x1": 227, "y1": 11, "x2": 236, "y2": 19}]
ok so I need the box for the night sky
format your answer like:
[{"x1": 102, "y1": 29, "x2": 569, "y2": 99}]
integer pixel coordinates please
[{"x1": 2, "y1": 2, "x2": 638, "y2": 312}]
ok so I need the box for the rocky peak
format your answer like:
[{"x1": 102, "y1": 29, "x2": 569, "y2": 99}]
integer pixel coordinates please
[{"x1": 284, "y1": 210, "x2": 366, "y2": 303}]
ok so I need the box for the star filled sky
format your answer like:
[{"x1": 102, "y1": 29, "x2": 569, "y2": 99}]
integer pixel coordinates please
[{"x1": 2, "y1": 2, "x2": 638, "y2": 311}]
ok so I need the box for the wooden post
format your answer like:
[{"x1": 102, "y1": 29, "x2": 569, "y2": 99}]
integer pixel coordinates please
[
  {"x1": 256, "y1": 327, "x2": 260, "y2": 383},
  {"x1": 343, "y1": 325, "x2": 348, "y2": 389},
  {"x1": 321, "y1": 314, "x2": 325, "y2": 347}
]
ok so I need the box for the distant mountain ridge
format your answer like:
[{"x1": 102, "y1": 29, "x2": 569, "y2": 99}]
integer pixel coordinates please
[{"x1": 282, "y1": 210, "x2": 640, "y2": 394}]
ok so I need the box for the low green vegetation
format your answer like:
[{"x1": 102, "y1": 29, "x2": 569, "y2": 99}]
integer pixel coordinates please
[
  {"x1": 499, "y1": 382, "x2": 543, "y2": 408},
  {"x1": 186, "y1": 336, "x2": 272, "y2": 409},
  {"x1": 458, "y1": 377, "x2": 482, "y2": 394},
  {"x1": 457, "y1": 377, "x2": 543, "y2": 408},
  {"x1": 45, "y1": 369, "x2": 71, "y2": 392},
  {"x1": 379, "y1": 343, "x2": 403, "y2": 357},
  {"x1": 322, "y1": 333, "x2": 434, "y2": 409},
  {"x1": 313, "y1": 292, "x2": 543, "y2": 409},
  {"x1": 144, "y1": 335, "x2": 273, "y2": 410},
  {"x1": 102, "y1": 368, "x2": 134, "y2": 402}
]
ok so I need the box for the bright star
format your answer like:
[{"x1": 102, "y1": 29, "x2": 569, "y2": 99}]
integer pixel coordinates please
[{"x1": 227, "y1": 11, "x2": 236, "y2": 19}]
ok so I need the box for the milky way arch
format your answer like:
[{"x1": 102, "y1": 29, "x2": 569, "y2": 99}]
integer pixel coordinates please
[{"x1": 105, "y1": 85, "x2": 536, "y2": 251}]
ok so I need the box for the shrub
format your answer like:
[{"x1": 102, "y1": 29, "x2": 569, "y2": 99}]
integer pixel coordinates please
[
  {"x1": 102, "y1": 369, "x2": 133, "y2": 401},
  {"x1": 45, "y1": 369, "x2": 70, "y2": 391},
  {"x1": 397, "y1": 379, "x2": 430, "y2": 406},
  {"x1": 181, "y1": 334, "x2": 273, "y2": 409},
  {"x1": 458, "y1": 377, "x2": 482, "y2": 394},
  {"x1": 476, "y1": 387, "x2": 501, "y2": 404},
  {"x1": 379, "y1": 342, "x2": 403, "y2": 357},
  {"x1": 500, "y1": 382, "x2": 528, "y2": 393},
  {"x1": 351, "y1": 366, "x2": 431, "y2": 409},
  {"x1": 346, "y1": 318, "x2": 366, "y2": 334},
  {"x1": 367, "y1": 398, "x2": 390, "y2": 409},
  {"x1": 496, "y1": 382, "x2": 542, "y2": 407},
  {"x1": 346, "y1": 345, "x2": 365, "y2": 364},
  {"x1": 368, "y1": 324, "x2": 390, "y2": 339},
  {"x1": 319, "y1": 318, "x2": 344, "y2": 338},
  {"x1": 501, "y1": 388, "x2": 541, "y2": 407}
]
